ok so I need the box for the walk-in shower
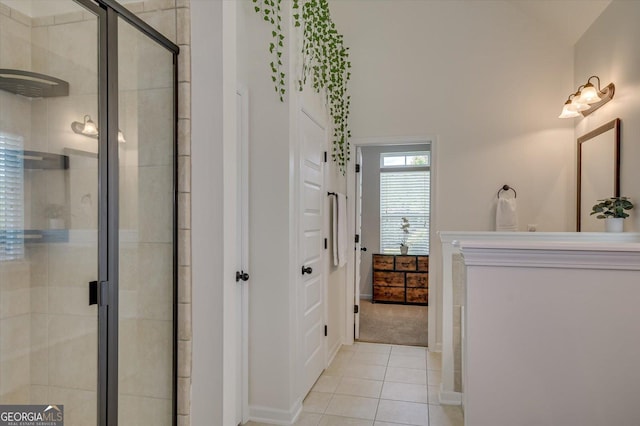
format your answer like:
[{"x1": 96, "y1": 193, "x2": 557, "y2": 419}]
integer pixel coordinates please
[{"x1": 0, "y1": 0, "x2": 178, "y2": 424}]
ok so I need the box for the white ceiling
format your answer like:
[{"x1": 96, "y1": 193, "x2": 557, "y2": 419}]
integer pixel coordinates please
[
  {"x1": 510, "y1": 0, "x2": 612, "y2": 46},
  {"x1": 1, "y1": 0, "x2": 612, "y2": 46}
]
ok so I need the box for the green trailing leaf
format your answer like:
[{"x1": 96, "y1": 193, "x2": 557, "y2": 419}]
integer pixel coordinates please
[{"x1": 252, "y1": 0, "x2": 286, "y2": 101}]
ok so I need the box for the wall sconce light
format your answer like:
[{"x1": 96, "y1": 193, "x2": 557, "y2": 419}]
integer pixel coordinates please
[
  {"x1": 559, "y1": 76, "x2": 615, "y2": 119},
  {"x1": 71, "y1": 114, "x2": 126, "y2": 143}
]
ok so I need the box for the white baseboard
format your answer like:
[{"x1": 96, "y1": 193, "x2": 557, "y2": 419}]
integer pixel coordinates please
[
  {"x1": 248, "y1": 400, "x2": 302, "y2": 425},
  {"x1": 327, "y1": 340, "x2": 341, "y2": 366},
  {"x1": 438, "y1": 386, "x2": 462, "y2": 406}
]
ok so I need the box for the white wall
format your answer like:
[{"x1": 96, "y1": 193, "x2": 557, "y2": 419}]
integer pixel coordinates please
[
  {"x1": 575, "y1": 1, "x2": 640, "y2": 231},
  {"x1": 237, "y1": 0, "x2": 297, "y2": 418},
  {"x1": 237, "y1": 0, "x2": 347, "y2": 420},
  {"x1": 330, "y1": 0, "x2": 575, "y2": 349},
  {"x1": 190, "y1": 0, "x2": 225, "y2": 424},
  {"x1": 359, "y1": 143, "x2": 430, "y2": 298}
]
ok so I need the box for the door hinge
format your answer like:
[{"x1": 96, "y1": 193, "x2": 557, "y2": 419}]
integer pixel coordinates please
[
  {"x1": 324, "y1": 325, "x2": 328, "y2": 337},
  {"x1": 324, "y1": 151, "x2": 328, "y2": 162},
  {"x1": 89, "y1": 280, "x2": 109, "y2": 306},
  {"x1": 354, "y1": 305, "x2": 359, "y2": 314},
  {"x1": 355, "y1": 164, "x2": 360, "y2": 173},
  {"x1": 355, "y1": 234, "x2": 360, "y2": 243},
  {"x1": 324, "y1": 238, "x2": 328, "y2": 249}
]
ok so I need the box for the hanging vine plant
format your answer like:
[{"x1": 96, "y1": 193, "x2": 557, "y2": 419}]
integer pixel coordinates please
[
  {"x1": 252, "y1": 0, "x2": 352, "y2": 174},
  {"x1": 252, "y1": 0, "x2": 286, "y2": 101},
  {"x1": 296, "y1": 0, "x2": 352, "y2": 174}
]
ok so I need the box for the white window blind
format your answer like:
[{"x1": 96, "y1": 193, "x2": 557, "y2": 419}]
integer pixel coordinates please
[
  {"x1": 0, "y1": 132, "x2": 24, "y2": 261},
  {"x1": 380, "y1": 169, "x2": 430, "y2": 255}
]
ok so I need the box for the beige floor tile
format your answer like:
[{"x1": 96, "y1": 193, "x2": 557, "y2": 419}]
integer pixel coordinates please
[
  {"x1": 375, "y1": 400, "x2": 429, "y2": 426},
  {"x1": 325, "y1": 363, "x2": 348, "y2": 377},
  {"x1": 295, "y1": 412, "x2": 323, "y2": 426},
  {"x1": 325, "y1": 395, "x2": 379, "y2": 420},
  {"x1": 427, "y1": 369, "x2": 442, "y2": 386},
  {"x1": 351, "y1": 351, "x2": 390, "y2": 366},
  {"x1": 373, "y1": 423, "x2": 408, "y2": 426},
  {"x1": 313, "y1": 375, "x2": 342, "y2": 393},
  {"x1": 303, "y1": 391, "x2": 333, "y2": 414},
  {"x1": 334, "y1": 351, "x2": 356, "y2": 365},
  {"x1": 339, "y1": 344, "x2": 358, "y2": 353},
  {"x1": 428, "y1": 405, "x2": 463, "y2": 426},
  {"x1": 319, "y1": 414, "x2": 375, "y2": 426},
  {"x1": 391, "y1": 345, "x2": 427, "y2": 358},
  {"x1": 343, "y1": 363, "x2": 387, "y2": 381},
  {"x1": 384, "y1": 367, "x2": 427, "y2": 385},
  {"x1": 381, "y1": 382, "x2": 428, "y2": 404},
  {"x1": 388, "y1": 354, "x2": 427, "y2": 370},
  {"x1": 336, "y1": 377, "x2": 383, "y2": 398},
  {"x1": 244, "y1": 422, "x2": 273, "y2": 426},
  {"x1": 427, "y1": 386, "x2": 440, "y2": 405},
  {"x1": 355, "y1": 342, "x2": 392, "y2": 355}
]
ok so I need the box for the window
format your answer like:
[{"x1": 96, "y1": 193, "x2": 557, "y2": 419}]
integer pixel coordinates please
[
  {"x1": 380, "y1": 151, "x2": 430, "y2": 255},
  {"x1": 0, "y1": 132, "x2": 24, "y2": 261}
]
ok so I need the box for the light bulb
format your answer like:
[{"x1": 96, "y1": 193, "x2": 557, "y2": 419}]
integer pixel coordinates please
[{"x1": 578, "y1": 83, "x2": 601, "y2": 104}]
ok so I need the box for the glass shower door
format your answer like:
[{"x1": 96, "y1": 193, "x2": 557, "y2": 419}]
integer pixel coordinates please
[
  {"x1": 0, "y1": 0, "x2": 100, "y2": 424},
  {"x1": 117, "y1": 15, "x2": 175, "y2": 426}
]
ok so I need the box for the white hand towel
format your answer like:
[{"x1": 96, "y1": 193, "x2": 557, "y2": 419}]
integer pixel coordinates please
[
  {"x1": 332, "y1": 195, "x2": 339, "y2": 266},
  {"x1": 337, "y1": 193, "x2": 348, "y2": 267},
  {"x1": 496, "y1": 198, "x2": 518, "y2": 231}
]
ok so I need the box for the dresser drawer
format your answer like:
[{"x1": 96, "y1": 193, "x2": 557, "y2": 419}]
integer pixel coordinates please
[
  {"x1": 406, "y1": 288, "x2": 428, "y2": 304},
  {"x1": 374, "y1": 286, "x2": 405, "y2": 303},
  {"x1": 406, "y1": 272, "x2": 428, "y2": 288},
  {"x1": 395, "y1": 256, "x2": 417, "y2": 271},
  {"x1": 417, "y1": 256, "x2": 429, "y2": 272},
  {"x1": 373, "y1": 271, "x2": 404, "y2": 287},
  {"x1": 373, "y1": 255, "x2": 395, "y2": 270}
]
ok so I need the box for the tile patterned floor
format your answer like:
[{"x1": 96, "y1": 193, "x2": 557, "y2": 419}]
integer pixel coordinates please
[{"x1": 246, "y1": 342, "x2": 464, "y2": 426}]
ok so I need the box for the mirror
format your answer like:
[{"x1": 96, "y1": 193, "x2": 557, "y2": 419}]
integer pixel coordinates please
[{"x1": 577, "y1": 118, "x2": 620, "y2": 231}]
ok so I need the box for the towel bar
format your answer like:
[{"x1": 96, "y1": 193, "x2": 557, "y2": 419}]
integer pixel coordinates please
[{"x1": 497, "y1": 185, "x2": 517, "y2": 198}]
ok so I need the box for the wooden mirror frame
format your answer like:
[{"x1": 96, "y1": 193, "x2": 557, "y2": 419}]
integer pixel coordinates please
[{"x1": 576, "y1": 118, "x2": 620, "y2": 231}]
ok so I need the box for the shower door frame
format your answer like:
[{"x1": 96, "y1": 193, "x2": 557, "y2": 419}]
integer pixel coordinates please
[{"x1": 74, "y1": 1, "x2": 180, "y2": 425}]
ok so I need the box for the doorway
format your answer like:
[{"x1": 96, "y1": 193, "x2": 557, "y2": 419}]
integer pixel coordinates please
[
  {"x1": 353, "y1": 142, "x2": 431, "y2": 347},
  {"x1": 0, "y1": 1, "x2": 178, "y2": 424}
]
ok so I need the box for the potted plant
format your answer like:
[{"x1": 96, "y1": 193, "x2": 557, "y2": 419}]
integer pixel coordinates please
[
  {"x1": 400, "y1": 217, "x2": 410, "y2": 254},
  {"x1": 590, "y1": 196, "x2": 634, "y2": 232},
  {"x1": 45, "y1": 203, "x2": 66, "y2": 229}
]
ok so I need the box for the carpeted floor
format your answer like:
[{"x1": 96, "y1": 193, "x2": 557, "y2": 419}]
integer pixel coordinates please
[{"x1": 357, "y1": 299, "x2": 428, "y2": 347}]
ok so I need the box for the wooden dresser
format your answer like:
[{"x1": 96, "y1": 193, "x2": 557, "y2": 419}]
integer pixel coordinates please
[{"x1": 372, "y1": 254, "x2": 428, "y2": 305}]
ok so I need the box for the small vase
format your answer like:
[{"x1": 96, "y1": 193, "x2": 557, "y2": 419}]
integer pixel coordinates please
[
  {"x1": 605, "y1": 217, "x2": 624, "y2": 232},
  {"x1": 400, "y1": 245, "x2": 409, "y2": 255}
]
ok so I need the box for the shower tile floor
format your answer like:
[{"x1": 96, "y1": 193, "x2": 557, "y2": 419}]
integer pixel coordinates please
[{"x1": 246, "y1": 343, "x2": 463, "y2": 426}]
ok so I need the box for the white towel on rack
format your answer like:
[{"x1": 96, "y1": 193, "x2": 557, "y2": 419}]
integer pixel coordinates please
[
  {"x1": 496, "y1": 197, "x2": 518, "y2": 231},
  {"x1": 332, "y1": 193, "x2": 348, "y2": 267}
]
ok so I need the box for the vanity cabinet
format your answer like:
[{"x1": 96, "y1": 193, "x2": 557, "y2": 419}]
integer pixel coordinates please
[{"x1": 372, "y1": 254, "x2": 428, "y2": 305}]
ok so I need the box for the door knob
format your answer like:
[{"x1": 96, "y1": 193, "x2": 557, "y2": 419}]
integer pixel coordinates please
[
  {"x1": 236, "y1": 271, "x2": 250, "y2": 282},
  {"x1": 301, "y1": 266, "x2": 313, "y2": 275},
  {"x1": 361, "y1": 247, "x2": 368, "y2": 251}
]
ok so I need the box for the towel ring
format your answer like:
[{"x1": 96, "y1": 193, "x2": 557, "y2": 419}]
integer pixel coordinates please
[{"x1": 497, "y1": 185, "x2": 517, "y2": 198}]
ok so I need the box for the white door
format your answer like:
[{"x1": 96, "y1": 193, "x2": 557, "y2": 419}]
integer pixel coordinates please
[
  {"x1": 235, "y1": 89, "x2": 249, "y2": 425},
  {"x1": 299, "y1": 109, "x2": 326, "y2": 396},
  {"x1": 354, "y1": 148, "x2": 363, "y2": 339}
]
